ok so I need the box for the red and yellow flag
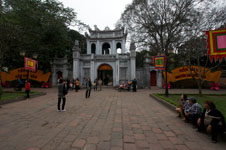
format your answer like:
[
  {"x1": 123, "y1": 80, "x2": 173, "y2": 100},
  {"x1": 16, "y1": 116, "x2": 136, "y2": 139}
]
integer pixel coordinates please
[
  {"x1": 206, "y1": 28, "x2": 226, "y2": 62},
  {"x1": 24, "y1": 57, "x2": 37, "y2": 71},
  {"x1": 153, "y1": 56, "x2": 166, "y2": 70}
]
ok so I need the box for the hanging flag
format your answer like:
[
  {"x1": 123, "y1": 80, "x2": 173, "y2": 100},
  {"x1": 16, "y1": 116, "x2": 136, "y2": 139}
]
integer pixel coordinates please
[
  {"x1": 206, "y1": 28, "x2": 226, "y2": 62},
  {"x1": 153, "y1": 56, "x2": 166, "y2": 70},
  {"x1": 24, "y1": 57, "x2": 37, "y2": 71}
]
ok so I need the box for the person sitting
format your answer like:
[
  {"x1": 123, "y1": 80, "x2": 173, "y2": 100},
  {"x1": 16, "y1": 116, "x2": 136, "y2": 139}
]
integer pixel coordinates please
[
  {"x1": 184, "y1": 97, "x2": 202, "y2": 127},
  {"x1": 119, "y1": 82, "x2": 125, "y2": 89},
  {"x1": 176, "y1": 94, "x2": 188, "y2": 118},
  {"x1": 197, "y1": 101, "x2": 225, "y2": 143},
  {"x1": 127, "y1": 81, "x2": 132, "y2": 91},
  {"x1": 183, "y1": 96, "x2": 192, "y2": 121}
]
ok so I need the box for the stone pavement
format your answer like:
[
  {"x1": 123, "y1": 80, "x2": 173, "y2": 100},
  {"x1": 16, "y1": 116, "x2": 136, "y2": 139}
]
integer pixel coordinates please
[{"x1": 0, "y1": 88, "x2": 226, "y2": 150}]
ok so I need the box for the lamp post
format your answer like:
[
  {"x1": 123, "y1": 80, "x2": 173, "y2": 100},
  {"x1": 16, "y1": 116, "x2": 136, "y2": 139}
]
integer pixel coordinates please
[{"x1": 165, "y1": 49, "x2": 169, "y2": 96}]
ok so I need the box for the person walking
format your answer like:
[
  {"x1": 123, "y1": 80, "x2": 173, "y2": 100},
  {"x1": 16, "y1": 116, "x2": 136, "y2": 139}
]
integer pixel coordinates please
[
  {"x1": 25, "y1": 79, "x2": 31, "y2": 99},
  {"x1": 132, "y1": 78, "x2": 137, "y2": 92},
  {"x1": 85, "y1": 78, "x2": 92, "y2": 98},
  {"x1": 18, "y1": 77, "x2": 23, "y2": 91},
  {"x1": 98, "y1": 78, "x2": 102, "y2": 91},
  {"x1": 93, "y1": 78, "x2": 98, "y2": 91},
  {"x1": 57, "y1": 78, "x2": 67, "y2": 112},
  {"x1": 75, "y1": 78, "x2": 80, "y2": 92}
]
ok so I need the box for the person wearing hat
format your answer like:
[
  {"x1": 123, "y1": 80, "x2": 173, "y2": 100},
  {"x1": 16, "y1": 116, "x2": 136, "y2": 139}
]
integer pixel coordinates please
[{"x1": 185, "y1": 97, "x2": 202, "y2": 127}]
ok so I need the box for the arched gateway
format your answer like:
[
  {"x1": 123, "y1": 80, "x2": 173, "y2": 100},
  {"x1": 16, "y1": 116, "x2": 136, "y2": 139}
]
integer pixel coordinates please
[
  {"x1": 98, "y1": 64, "x2": 113, "y2": 85},
  {"x1": 52, "y1": 26, "x2": 163, "y2": 88},
  {"x1": 52, "y1": 26, "x2": 136, "y2": 87},
  {"x1": 71, "y1": 26, "x2": 136, "y2": 87}
]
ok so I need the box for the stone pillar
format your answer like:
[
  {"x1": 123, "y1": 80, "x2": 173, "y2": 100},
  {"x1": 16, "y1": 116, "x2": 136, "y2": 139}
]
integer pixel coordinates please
[
  {"x1": 51, "y1": 63, "x2": 57, "y2": 86},
  {"x1": 73, "y1": 60, "x2": 79, "y2": 79},
  {"x1": 72, "y1": 40, "x2": 81, "y2": 80},
  {"x1": 130, "y1": 42, "x2": 136, "y2": 80},
  {"x1": 90, "y1": 54, "x2": 95, "y2": 82},
  {"x1": 122, "y1": 40, "x2": 126, "y2": 53},
  {"x1": 144, "y1": 53, "x2": 151, "y2": 88},
  {"x1": 157, "y1": 70, "x2": 162, "y2": 88},
  {"x1": 97, "y1": 41, "x2": 100, "y2": 54},
  {"x1": 116, "y1": 54, "x2": 120, "y2": 86},
  {"x1": 113, "y1": 40, "x2": 116, "y2": 54},
  {"x1": 87, "y1": 40, "x2": 91, "y2": 54}
]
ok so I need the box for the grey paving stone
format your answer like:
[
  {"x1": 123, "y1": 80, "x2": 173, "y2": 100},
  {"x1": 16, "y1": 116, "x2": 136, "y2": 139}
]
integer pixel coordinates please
[{"x1": 0, "y1": 88, "x2": 225, "y2": 150}]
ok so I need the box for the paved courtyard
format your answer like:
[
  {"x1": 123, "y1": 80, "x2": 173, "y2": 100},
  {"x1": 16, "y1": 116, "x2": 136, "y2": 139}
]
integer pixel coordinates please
[{"x1": 0, "y1": 88, "x2": 226, "y2": 150}]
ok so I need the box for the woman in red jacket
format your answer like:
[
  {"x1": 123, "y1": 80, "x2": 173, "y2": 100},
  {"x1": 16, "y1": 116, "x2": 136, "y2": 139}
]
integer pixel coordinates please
[{"x1": 25, "y1": 80, "x2": 31, "y2": 99}]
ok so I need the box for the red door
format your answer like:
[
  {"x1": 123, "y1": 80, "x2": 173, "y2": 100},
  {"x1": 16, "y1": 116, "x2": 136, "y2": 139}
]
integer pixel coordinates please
[{"x1": 150, "y1": 71, "x2": 156, "y2": 86}]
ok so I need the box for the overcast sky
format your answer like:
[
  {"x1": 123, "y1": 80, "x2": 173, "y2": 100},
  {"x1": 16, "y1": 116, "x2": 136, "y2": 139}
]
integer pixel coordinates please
[{"x1": 58, "y1": 0, "x2": 133, "y2": 31}]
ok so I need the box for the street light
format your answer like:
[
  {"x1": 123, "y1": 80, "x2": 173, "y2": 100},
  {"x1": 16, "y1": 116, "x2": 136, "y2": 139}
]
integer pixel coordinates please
[
  {"x1": 20, "y1": 50, "x2": 26, "y2": 57},
  {"x1": 20, "y1": 50, "x2": 38, "y2": 59},
  {"x1": 33, "y1": 53, "x2": 38, "y2": 59},
  {"x1": 165, "y1": 49, "x2": 169, "y2": 96}
]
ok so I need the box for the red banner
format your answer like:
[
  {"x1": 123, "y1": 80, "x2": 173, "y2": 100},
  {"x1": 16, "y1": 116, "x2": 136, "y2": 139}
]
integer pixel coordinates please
[{"x1": 206, "y1": 28, "x2": 226, "y2": 62}]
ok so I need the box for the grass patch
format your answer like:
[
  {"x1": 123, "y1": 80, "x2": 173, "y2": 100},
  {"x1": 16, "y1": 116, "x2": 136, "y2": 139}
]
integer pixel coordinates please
[
  {"x1": 153, "y1": 93, "x2": 226, "y2": 118},
  {"x1": 0, "y1": 91, "x2": 40, "y2": 101}
]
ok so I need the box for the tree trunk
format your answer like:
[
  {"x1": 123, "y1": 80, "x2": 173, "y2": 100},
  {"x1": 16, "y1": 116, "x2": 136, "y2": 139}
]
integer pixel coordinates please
[{"x1": 197, "y1": 79, "x2": 202, "y2": 95}]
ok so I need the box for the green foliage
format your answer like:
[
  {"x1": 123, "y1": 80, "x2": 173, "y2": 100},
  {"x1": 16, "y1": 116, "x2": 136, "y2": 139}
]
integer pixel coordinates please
[
  {"x1": 66, "y1": 29, "x2": 86, "y2": 64},
  {"x1": 0, "y1": 0, "x2": 86, "y2": 72},
  {"x1": 136, "y1": 51, "x2": 148, "y2": 68},
  {"x1": 67, "y1": 30, "x2": 86, "y2": 54}
]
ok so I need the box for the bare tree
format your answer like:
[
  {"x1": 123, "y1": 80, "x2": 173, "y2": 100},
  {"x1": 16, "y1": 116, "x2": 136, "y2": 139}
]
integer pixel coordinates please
[
  {"x1": 178, "y1": 2, "x2": 226, "y2": 95},
  {"x1": 119, "y1": 0, "x2": 226, "y2": 95}
]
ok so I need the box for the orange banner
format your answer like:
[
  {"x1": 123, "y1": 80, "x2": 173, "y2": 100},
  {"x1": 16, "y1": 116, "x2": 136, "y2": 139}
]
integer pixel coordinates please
[
  {"x1": 1, "y1": 68, "x2": 51, "y2": 83},
  {"x1": 163, "y1": 66, "x2": 222, "y2": 83}
]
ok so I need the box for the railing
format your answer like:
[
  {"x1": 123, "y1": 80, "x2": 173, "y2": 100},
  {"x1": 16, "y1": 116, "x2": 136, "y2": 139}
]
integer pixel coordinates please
[{"x1": 94, "y1": 55, "x2": 116, "y2": 60}]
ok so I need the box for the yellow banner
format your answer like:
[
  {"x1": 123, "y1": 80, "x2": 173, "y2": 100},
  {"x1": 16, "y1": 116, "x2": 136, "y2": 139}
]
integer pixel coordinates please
[
  {"x1": 163, "y1": 66, "x2": 222, "y2": 83},
  {"x1": 1, "y1": 68, "x2": 51, "y2": 83}
]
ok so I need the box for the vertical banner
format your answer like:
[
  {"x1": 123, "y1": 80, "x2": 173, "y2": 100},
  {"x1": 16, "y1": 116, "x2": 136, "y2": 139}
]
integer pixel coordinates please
[
  {"x1": 153, "y1": 56, "x2": 166, "y2": 70},
  {"x1": 206, "y1": 28, "x2": 226, "y2": 62},
  {"x1": 24, "y1": 57, "x2": 37, "y2": 71}
]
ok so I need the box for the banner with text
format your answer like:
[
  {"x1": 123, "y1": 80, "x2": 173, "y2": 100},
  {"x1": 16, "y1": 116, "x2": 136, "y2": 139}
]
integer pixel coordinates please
[
  {"x1": 163, "y1": 66, "x2": 222, "y2": 83},
  {"x1": 1, "y1": 68, "x2": 51, "y2": 83}
]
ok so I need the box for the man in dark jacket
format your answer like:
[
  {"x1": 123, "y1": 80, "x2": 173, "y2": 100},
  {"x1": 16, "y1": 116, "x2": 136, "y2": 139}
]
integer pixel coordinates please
[
  {"x1": 132, "y1": 78, "x2": 137, "y2": 92},
  {"x1": 57, "y1": 78, "x2": 67, "y2": 112},
  {"x1": 85, "y1": 78, "x2": 92, "y2": 98}
]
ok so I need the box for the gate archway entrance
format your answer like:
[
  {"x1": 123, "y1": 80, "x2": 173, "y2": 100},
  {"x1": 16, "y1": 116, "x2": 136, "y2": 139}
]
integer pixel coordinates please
[
  {"x1": 98, "y1": 64, "x2": 113, "y2": 86},
  {"x1": 57, "y1": 71, "x2": 63, "y2": 79}
]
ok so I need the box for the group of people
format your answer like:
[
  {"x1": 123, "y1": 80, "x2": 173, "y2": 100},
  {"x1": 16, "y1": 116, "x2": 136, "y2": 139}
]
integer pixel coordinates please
[
  {"x1": 119, "y1": 79, "x2": 137, "y2": 92},
  {"x1": 57, "y1": 78, "x2": 103, "y2": 112},
  {"x1": 176, "y1": 94, "x2": 225, "y2": 143},
  {"x1": 67, "y1": 78, "x2": 80, "y2": 92}
]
